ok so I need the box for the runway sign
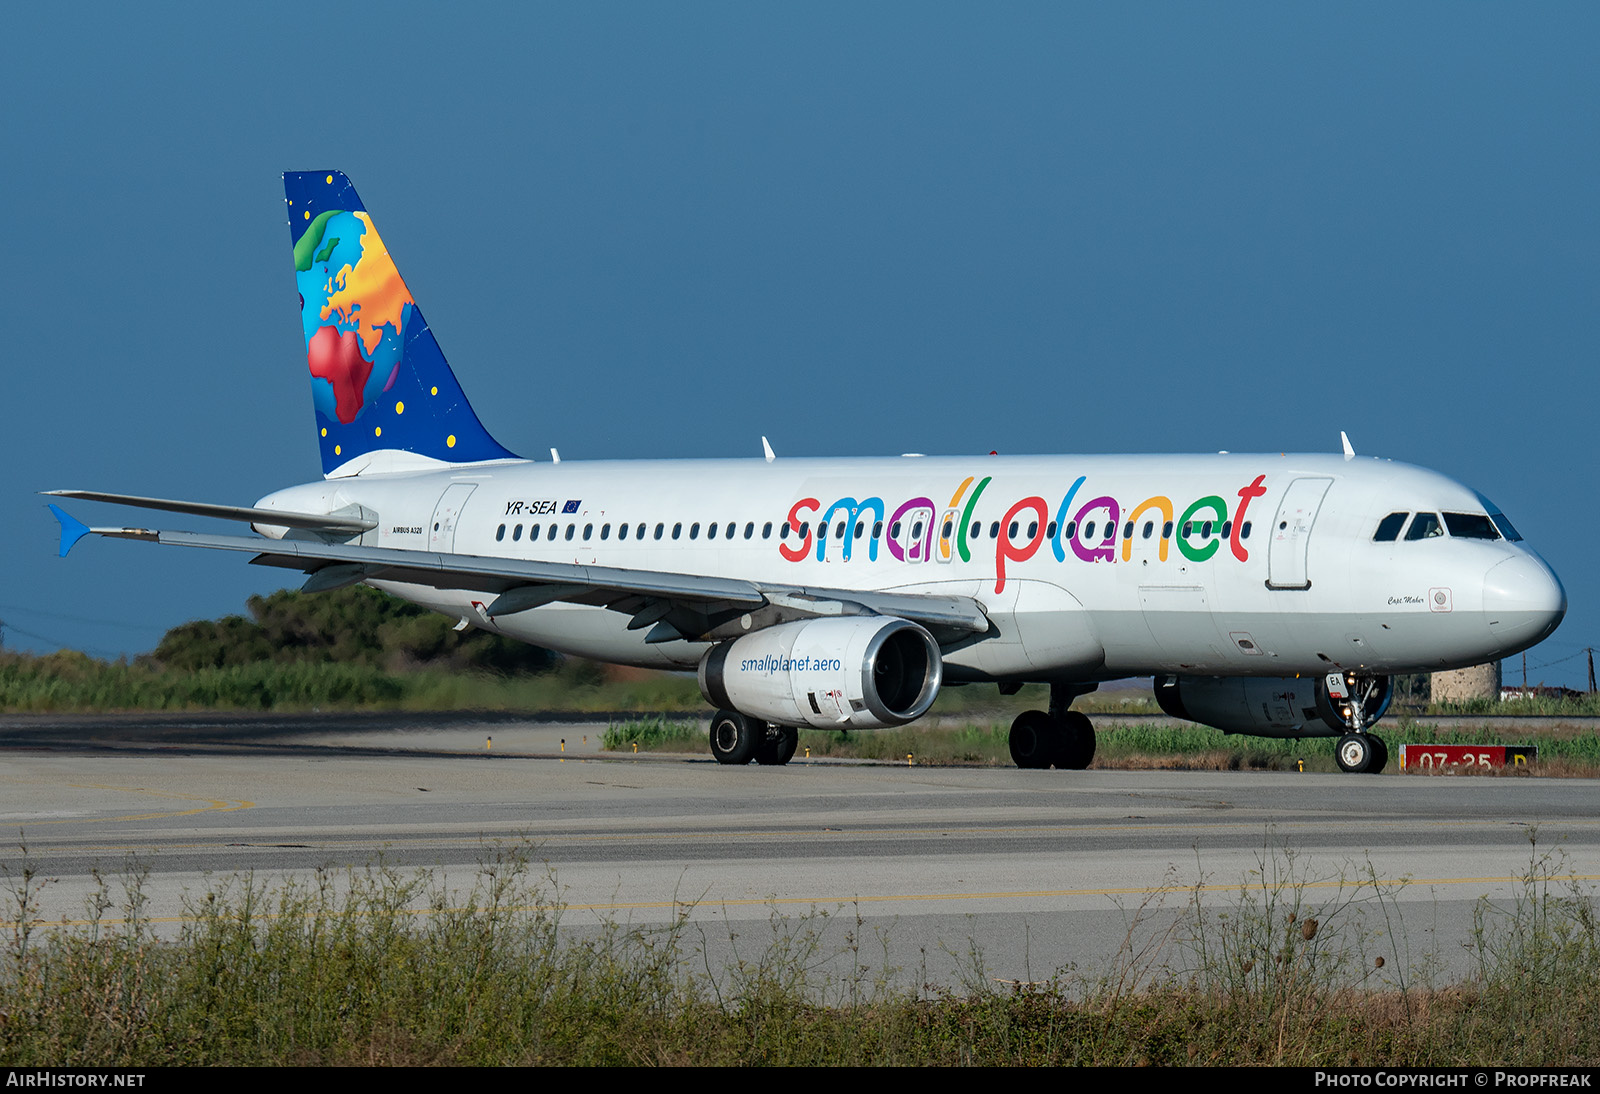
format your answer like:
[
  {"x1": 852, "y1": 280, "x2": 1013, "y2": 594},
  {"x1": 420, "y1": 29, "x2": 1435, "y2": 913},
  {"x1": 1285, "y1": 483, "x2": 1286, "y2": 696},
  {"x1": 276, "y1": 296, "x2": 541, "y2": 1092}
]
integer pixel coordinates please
[{"x1": 1399, "y1": 744, "x2": 1538, "y2": 772}]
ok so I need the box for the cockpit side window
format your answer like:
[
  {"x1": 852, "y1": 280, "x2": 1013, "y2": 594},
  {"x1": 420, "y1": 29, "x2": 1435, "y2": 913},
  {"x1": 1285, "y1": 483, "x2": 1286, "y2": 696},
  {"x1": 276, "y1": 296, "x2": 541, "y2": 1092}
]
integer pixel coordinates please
[
  {"x1": 1443, "y1": 512, "x2": 1501, "y2": 541},
  {"x1": 1489, "y1": 511, "x2": 1523, "y2": 541},
  {"x1": 1404, "y1": 512, "x2": 1443, "y2": 540},
  {"x1": 1372, "y1": 512, "x2": 1408, "y2": 542},
  {"x1": 1475, "y1": 493, "x2": 1524, "y2": 541}
]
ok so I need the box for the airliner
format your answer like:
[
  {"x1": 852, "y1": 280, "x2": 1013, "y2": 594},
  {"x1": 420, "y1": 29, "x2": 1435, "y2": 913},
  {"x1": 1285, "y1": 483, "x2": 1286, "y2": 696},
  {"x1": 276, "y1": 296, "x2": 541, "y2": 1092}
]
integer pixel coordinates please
[{"x1": 47, "y1": 171, "x2": 1566, "y2": 774}]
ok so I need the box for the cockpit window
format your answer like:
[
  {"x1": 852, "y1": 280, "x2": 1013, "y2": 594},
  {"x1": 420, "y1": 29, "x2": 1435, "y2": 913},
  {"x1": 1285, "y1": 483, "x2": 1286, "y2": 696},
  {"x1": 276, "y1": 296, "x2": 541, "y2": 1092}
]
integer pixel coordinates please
[
  {"x1": 1373, "y1": 512, "x2": 1408, "y2": 542},
  {"x1": 1489, "y1": 511, "x2": 1522, "y2": 541},
  {"x1": 1443, "y1": 512, "x2": 1501, "y2": 541},
  {"x1": 1475, "y1": 493, "x2": 1524, "y2": 541},
  {"x1": 1404, "y1": 512, "x2": 1443, "y2": 540}
]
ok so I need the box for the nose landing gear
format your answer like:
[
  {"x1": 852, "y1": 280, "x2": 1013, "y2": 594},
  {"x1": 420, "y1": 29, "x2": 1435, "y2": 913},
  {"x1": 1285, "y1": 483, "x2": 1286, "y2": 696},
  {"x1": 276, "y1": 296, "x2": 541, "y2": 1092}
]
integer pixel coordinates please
[
  {"x1": 1325, "y1": 673, "x2": 1392, "y2": 774},
  {"x1": 1335, "y1": 731, "x2": 1390, "y2": 774}
]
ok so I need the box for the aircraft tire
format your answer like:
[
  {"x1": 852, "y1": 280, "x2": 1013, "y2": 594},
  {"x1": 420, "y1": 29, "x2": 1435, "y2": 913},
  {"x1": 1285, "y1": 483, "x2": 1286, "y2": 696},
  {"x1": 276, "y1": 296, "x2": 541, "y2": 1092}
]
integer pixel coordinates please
[
  {"x1": 1368, "y1": 735, "x2": 1389, "y2": 774},
  {"x1": 1335, "y1": 733, "x2": 1376, "y2": 774},
  {"x1": 710, "y1": 710, "x2": 760, "y2": 765},
  {"x1": 1056, "y1": 711, "x2": 1096, "y2": 770},
  {"x1": 774, "y1": 725, "x2": 798, "y2": 764},
  {"x1": 755, "y1": 725, "x2": 799, "y2": 766},
  {"x1": 1009, "y1": 710, "x2": 1054, "y2": 769}
]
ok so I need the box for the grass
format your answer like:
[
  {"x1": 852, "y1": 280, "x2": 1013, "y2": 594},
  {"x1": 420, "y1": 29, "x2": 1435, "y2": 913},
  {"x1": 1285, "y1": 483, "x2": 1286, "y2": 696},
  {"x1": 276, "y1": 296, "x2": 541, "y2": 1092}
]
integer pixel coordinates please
[
  {"x1": 0, "y1": 651, "x2": 706, "y2": 714},
  {"x1": 0, "y1": 651, "x2": 1150, "y2": 717},
  {"x1": 602, "y1": 715, "x2": 1600, "y2": 775},
  {"x1": 4, "y1": 836, "x2": 1599, "y2": 1065},
  {"x1": 8, "y1": 646, "x2": 1600, "y2": 728},
  {"x1": 7, "y1": 649, "x2": 1599, "y2": 776},
  {"x1": 1429, "y1": 694, "x2": 1600, "y2": 718},
  {"x1": 601, "y1": 715, "x2": 702, "y2": 751}
]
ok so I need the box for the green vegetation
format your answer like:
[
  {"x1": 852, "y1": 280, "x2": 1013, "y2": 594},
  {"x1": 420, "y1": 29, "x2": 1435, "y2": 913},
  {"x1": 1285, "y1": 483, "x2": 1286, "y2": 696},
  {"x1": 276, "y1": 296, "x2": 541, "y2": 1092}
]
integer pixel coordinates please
[
  {"x1": 0, "y1": 650, "x2": 706, "y2": 714},
  {"x1": 0, "y1": 587, "x2": 701, "y2": 713},
  {"x1": 7, "y1": 587, "x2": 1599, "y2": 743},
  {"x1": 604, "y1": 715, "x2": 1600, "y2": 774},
  {"x1": 1429, "y1": 694, "x2": 1600, "y2": 717},
  {"x1": 601, "y1": 715, "x2": 702, "y2": 751},
  {"x1": 0, "y1": 651, "x2": 407, "y2": 711},
  {"x1": 151, "y1": 585, "x2": 554, "y2": 674},
  {"x1": 1386, "y1": 716, "x2": 1600, "y2": 767},
  {"x1": 1091, "y1": 717, "x2": 1600, "y2": 773},
  {"x1": 0, "y1": 589, "x2": 1142, "y2": 717},
  {"x1": 5, "y1": 837, "x2": 1599, "y2": 1065}
]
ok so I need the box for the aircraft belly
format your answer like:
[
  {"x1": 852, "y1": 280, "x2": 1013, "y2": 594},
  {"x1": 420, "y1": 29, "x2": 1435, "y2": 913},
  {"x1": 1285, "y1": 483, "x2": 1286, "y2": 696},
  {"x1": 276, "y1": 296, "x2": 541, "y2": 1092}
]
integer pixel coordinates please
[
  {"x1": 367, "y1": 569, "x2": 1514, "y2": 681},
  {"x1": 1138, "y1": 585, "x2": 1231, "y2": 671},
  {"x1": 1008, "y1": 580, "x2": 1105, "y2": 674},
  {"x1": 941, "y1": 580, "x2": 1027, "y2": 677},
  {"x1": 366, "y1": 578, "x2": 477, "y2": 624},
  {"x1": 941, "y1": 637, "x2": 1029, "y2": 677},
  {"x1": 1123, "y1": 608, "x2": 1500, "y2": 675},
  {"x1": 875, "y1": 578, "x2": 1103, "y2": 678}
]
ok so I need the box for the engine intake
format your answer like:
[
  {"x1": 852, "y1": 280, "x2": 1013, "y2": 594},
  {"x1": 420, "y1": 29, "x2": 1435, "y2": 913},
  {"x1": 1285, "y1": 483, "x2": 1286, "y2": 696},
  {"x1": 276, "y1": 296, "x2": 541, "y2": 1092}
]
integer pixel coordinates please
[{"x1": 699, "y1": 616, "x2": 942, "y2": 729}]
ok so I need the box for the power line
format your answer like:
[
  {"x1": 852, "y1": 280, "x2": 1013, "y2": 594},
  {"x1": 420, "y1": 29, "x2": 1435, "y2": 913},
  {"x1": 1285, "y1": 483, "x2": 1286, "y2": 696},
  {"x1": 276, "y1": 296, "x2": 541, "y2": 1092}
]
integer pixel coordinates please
[
  {"x1": 0, "y1": 602, "x2": 164, "y2": 634},
  {"x1": 1523, "y1": 648, "x2": 1587, "y2": 672},
  {"x1": 0, "y1": 622, "x2": 125, "y2": 659}
]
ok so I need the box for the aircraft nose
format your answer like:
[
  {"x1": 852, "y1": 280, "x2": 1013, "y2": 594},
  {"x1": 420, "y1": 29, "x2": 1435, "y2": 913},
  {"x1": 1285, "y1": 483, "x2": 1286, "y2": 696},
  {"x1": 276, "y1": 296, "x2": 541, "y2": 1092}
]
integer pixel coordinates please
[{"x1": 1483, "y1": 554, "x2": 1566, "y2": 650}]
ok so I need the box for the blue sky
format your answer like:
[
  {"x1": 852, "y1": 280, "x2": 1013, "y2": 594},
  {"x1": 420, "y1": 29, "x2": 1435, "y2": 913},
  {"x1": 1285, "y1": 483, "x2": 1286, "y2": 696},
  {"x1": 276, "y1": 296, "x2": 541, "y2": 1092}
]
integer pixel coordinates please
[{"x1": 4, "y1": 4, "x2": 1595, "y2": 686}]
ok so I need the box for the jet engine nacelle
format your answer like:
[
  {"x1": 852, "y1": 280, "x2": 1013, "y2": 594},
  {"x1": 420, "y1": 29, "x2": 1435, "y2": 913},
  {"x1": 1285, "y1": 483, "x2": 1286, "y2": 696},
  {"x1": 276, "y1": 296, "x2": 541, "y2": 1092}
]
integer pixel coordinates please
[
  {"x1": 698, "y1": 616, "x2": 942, "y2": 730},
  {"x1": 1153, "y1": 673, "x2": 1393, "y2": 738}
]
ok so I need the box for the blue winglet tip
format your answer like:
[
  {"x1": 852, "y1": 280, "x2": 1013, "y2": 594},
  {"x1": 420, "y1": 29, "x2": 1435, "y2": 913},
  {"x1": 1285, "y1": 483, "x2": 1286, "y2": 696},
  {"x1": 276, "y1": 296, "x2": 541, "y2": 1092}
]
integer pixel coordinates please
[{"x1": 48, "y1": 504, "x2": 91, "y2": 558}]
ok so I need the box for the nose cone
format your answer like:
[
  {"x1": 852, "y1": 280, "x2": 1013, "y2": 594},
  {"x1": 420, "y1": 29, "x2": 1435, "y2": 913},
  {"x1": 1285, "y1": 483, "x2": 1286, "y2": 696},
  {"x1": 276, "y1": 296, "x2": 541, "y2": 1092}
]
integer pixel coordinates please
[{"x1": 1483, "y1": 554, "x2": 1567, "y2": 651}]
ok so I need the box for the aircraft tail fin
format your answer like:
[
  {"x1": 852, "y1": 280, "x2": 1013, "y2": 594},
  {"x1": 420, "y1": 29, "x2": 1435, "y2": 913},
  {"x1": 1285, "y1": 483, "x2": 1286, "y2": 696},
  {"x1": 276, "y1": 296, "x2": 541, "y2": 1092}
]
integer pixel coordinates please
[{"x1": 284, "y1": 171, "x2": 518, "y2": 478}]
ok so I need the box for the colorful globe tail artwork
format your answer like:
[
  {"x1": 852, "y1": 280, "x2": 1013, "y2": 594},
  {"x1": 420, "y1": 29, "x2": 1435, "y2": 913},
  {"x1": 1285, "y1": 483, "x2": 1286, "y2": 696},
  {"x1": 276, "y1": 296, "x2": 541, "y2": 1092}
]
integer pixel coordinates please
[{"x1": 285, "y1": 171, "x2": 517, "y2": 478}]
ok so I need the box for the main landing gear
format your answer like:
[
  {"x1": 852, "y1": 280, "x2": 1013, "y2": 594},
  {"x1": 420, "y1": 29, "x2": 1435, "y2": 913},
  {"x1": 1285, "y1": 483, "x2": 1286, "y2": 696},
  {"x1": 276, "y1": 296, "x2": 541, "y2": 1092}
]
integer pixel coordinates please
[
  {"x1": 709, "y1": 710, "x2": 798, "y2": 766},
  {"x1": 1008, "y1": 683, "x2": 1097, "y2": 770},
  {"x1": 1325, "y1": 673, "x2": 1392, "y2": 774}
]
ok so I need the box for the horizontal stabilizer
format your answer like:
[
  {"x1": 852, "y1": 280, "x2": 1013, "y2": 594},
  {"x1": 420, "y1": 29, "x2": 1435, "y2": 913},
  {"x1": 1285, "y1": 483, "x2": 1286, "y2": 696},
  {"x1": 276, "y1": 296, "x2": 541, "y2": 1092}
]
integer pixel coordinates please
[
  {"x1": 42, "y1": 490, "x2": 376, "y2": 534},
  {"x1": 48, "y1": 504, "x2": 91, "y2": 558},
  {"x1": 47, "y1": 505, "x2": 159, "y2": 554}
]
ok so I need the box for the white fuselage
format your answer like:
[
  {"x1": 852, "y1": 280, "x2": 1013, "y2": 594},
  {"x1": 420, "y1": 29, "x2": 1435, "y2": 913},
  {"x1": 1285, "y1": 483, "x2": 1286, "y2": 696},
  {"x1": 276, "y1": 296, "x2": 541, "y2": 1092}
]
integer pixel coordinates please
[{"x1": 256, "y1": 451, "x2": 1565, "y2": 683}]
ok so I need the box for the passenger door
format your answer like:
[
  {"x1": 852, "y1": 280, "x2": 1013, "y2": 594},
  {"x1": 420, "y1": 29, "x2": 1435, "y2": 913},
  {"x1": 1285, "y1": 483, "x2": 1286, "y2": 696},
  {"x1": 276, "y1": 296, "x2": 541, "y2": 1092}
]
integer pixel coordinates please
[
  {"x1": 1266, "y1": 477, "x2": 1332, "y2": 590},
  {"x1": 429, "y1": 483, "x2": 478, "y2": 553}
]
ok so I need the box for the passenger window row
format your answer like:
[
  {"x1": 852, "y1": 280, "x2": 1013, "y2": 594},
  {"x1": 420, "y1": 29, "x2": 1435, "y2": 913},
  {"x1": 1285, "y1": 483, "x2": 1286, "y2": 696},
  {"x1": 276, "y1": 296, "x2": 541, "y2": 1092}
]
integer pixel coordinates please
[
  {"x1": 495, "y1": 520, "x2": 777, "y2": 543},
  {"x1": 488, "y1": 515, "x2": 1254, "y2": 549}
]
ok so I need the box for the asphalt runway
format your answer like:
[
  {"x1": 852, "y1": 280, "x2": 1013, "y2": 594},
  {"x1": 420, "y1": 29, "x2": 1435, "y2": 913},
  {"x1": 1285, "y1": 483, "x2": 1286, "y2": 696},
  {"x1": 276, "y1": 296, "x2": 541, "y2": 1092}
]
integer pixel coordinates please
[{"x1": 1, "y1": 712, "x2": 1596, "y2": 990}]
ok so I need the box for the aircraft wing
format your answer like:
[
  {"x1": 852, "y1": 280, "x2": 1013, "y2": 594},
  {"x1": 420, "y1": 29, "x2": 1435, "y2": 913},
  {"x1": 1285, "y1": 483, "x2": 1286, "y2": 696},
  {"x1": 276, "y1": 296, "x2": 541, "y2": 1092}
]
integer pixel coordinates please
[{"x1": 48, "y1": 507, "x2": 990, "y2": 643}]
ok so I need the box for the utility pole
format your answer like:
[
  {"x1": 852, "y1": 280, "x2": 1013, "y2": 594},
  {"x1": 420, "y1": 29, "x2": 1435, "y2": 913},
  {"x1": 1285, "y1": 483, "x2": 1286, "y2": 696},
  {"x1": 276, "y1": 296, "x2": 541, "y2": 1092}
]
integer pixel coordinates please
[{"x1": 1588, "y1": 647, "x2": 1595, "y2": 695}]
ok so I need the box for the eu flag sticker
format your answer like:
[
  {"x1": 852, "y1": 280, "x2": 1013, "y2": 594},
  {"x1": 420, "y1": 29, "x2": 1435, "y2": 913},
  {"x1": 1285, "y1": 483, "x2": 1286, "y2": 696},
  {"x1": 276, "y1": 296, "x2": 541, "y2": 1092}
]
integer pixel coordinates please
[{"x1": 562, "y1": 499, "x2": 581, "y2": 514}]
